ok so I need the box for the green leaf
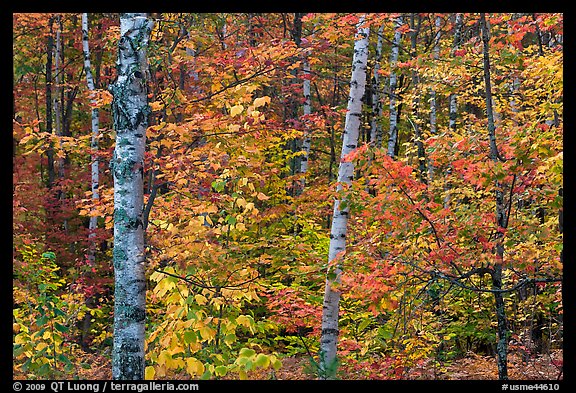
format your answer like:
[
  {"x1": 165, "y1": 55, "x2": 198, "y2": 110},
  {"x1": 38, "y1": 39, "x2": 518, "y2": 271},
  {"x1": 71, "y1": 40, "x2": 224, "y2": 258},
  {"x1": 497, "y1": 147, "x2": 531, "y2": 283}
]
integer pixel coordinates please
[
  {"x1": 239, "y1": 347, "x2": 256, "y2": 358},
  {"x1": 358, "y1": 318, "x2": 371, "y2": 331},
  {"x1": 254, "y1": 353, "x2": 270, "y2": 368},
  {"x1": 211, "y1": 181, "x2": 225, "y2": 193},
  {"x1": 271, "y1": 357, "x2": 282, "y2": 370},
  {"x1": 183, "y1": 331, "x2": 197, "y2": 344},
  {"x1": 214, "y1": 365, "x2": 228, "y2": 376},
  {"x1": 54, "y1": 322, "x2": 69, "y2": 333},
  {"x1": 42, "y1": 251, "x2": 56, "y2": 260},
  {"x1": 377, "y1": 326, "x2": 393, "y2": 340},
  {"x1": 57, "y1": 353, "x2": 73, "y2": 367},
  {"x1": 36, "y1": 315, "x2": 49, "y2": 327}
]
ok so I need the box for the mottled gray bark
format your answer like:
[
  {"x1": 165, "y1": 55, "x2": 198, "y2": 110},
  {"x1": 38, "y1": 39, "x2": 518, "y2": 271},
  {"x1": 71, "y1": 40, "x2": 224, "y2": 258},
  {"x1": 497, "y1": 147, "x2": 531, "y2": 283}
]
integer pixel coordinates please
[
  {"x1": 82, "y1": 13, "x2": 100, "y2": 266},
  {"x1": 449, "y1": 13, "x2": 463, "y2": 132},
  {"x1": 387, "y1": 17, "x2": 403, "y2": 157},
  {"x1": 292, "y1": 12, "x2": 312, "y2": 195},
  {"x1": 370, "y1": 24, "x2": 384, "y2": 147},
  {"x1": 45, "y1": 17, "x2": 55, "y2": 190},
  {"x1": 81, "y1": 12, "x2": 101, "y2": 350},
  {"x1": 408, "y1": 14, "x2": 426, "y2": 182},
  {"x1": 445, "y1": 13, "x2": 464, "y2": 208},
  {"x1": 319, "y1": 17, "x2": 369, "y2": 379},
  {"x1": 299, "y1": 57, "x2": 312, "y2": 177},
  {"x1": 429, "y1": 15, "x2": 441, "y2": 135},
  {"x1": 480, "y1": 12, "x2": 508, "y2": 380},
  {"x1": 110, "y1": 13, "x2": 154, "y2": 380}
]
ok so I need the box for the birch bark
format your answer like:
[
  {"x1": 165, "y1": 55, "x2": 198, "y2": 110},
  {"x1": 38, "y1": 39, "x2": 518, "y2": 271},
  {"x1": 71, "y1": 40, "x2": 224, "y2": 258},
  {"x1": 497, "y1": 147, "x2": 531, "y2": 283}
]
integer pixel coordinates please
[
  {"x1": 448, "y1": 13, "x2": 463, "y2": 132},
  {"x1": 319, "y1": 17, "x2": 369, "y2": 379},
  {"x1": 429, "y1": 15, "x2": 441, "y2": 135},
  {"x1": 387, "y1": 16, "x2": 403, "y2": 157},
  {"x1": 370, "y1": 24, "x2": 384, "y2": 147},
  {"x1": 82, "y1": 13, "x2": 100, "y2": 267},
  {"x1": 110, "y1": 13, "x2": 154, "y2": 380}
]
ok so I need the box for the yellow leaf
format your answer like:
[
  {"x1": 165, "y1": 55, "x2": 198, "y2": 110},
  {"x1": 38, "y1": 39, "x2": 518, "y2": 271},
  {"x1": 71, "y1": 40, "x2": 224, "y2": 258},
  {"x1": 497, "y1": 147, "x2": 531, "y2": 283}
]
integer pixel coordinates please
[
  {"x1": 199, "y1": 326, "x2": 216, "y2": 341},
  {"x1": 230, "y1": 104, "x2": 244, "y2": 117},
  {"x1": 195, "y1": 294, "x2": 208, "y2": 305},
  {"x1": 253, "y1": 96, "x2": 271, "y2": 108},
  {"x1": 157, "y1": 350, "x2": 171, "y2": 367},
  {"x1": 256, "y1": 192, "x2": 270, "y2": 201},
  {"x1": 145, "y1": 366, "x2": 155, "y2": 380},
  {"x1": 203, "y1": 215, "x2": 213, "y2": 226},
  {"x1": 186, "y1": 357, "x2": 205, "y2": 376},
  {"x1": 236, "y1": 197, "x2": 247, "y2": 208},
  {"x1": 149, "y1": 101, "x2": 163, "y2": 111},
  {"x1": 236, "y1": 315, "x2": 252, "y2": 328}
]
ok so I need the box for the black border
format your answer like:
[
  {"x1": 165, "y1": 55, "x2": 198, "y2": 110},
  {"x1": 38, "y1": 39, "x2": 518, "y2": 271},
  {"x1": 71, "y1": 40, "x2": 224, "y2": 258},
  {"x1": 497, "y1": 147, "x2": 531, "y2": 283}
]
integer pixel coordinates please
[{"x1": 7, "y1": 5, "x2": 572, "y2": 391}]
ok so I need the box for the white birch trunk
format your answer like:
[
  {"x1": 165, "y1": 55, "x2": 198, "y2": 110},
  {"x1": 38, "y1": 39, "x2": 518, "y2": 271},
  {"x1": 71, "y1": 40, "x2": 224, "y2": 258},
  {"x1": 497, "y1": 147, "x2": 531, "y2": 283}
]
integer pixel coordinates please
[
  {"x1": 110, "y1": 13, "x2": 154, "y2": 380},
  {"x1": 429, "y1": 15, "x2": 441, "y2": 135},
  {"x1": 387, "y1": 16, "x2": 403, "y2": 157},
  {"x1": 445, "y1": 13, "x2": 463, "y2": 208},
  {"x1": 297, "y1": 18, "x2": 313, "y2": 192},
  {"x1": 427, "y1": 16, "x2": 441, "y2": 182},
  {"x1": 53, "y1": 17, "x2": 63, "y2": 175},
  {"x1": 319, "y1": 17, "x2": 369, "y2": 379},
  {"x1": 370, "y1": 24, "x2": 384, "y2": 147},
  {"x1": 448, "y1": 13, "x2": 463, "y2": 132},
  {"x1": 54, "y1": 15, "x2": 64, "y2": 180},
  {"x1": 82, "y1": 13, "x2": 100, "y2": 267},
  {"x1": 299, "y1": 57, "x2": 312, "y2": 176}
]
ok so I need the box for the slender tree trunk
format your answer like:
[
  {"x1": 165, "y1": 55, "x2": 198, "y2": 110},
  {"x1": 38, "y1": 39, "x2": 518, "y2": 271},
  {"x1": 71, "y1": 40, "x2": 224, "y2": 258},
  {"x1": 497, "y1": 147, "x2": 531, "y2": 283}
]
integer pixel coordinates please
[
  {"x1": 387, "y1": 16, "x2": 403, "y2": 157},
  {"x1": 81, "y1": 12, "x2": 101, "y2": 350},
  {"x1": 427, "y1": 15, "x2": 441, "y2": 182},
  {"x1": 298, "y1": 17, "x2": 314, "y2": 186},
  {"x1": 52, "y1": 15, "x2": 70, "y2": 239},
  {"x1": 408, "y1": 14, "x2": 427, "y2": 182},
  {"x1": 480, "y1": 12, "x2": 508, "y2": 380},
  {"x1": 299, "y1": 57, "x2": 312, "y2": 174},
  {"x1": 429, "y1": 15, "x2": 441, "y2": 135},
  {"x1": 45, "y1": 17, "x2": 55, "y2": 190},
  {"x1": 319, "y1": 17, "x2": 369, "y2": 379},
  {"x1": 290, "y1": 12, "x2": 305, "y2": 196},
  {"x1": 449, "y1": 13, "x2": 463, "y2": 132},
  {"x1": 109, "y1": 13, "x2": 154, "y2": 380},
  {"x1": 370, "y1": 24, "x2": 384, "y2": 147},
  {"x1": 83, "y1": 13, "x2": 101, "y2": 261},
  {"x1": 444, "y1": 13, "x2": 464, "y2": 208},
  {"x1": 248, "y1": 13, "x2": 259, "y2": 47},
  {"x1": 54, "y1": 15, "x2": 65, "y2": 182}
]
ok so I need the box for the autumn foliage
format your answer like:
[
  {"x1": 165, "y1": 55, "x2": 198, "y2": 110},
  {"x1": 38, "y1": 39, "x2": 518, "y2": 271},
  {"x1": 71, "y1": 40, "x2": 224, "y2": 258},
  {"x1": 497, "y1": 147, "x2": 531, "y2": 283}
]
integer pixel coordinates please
[{"x1": 13, "y1": 12, "x2": 562, "y2": 380}]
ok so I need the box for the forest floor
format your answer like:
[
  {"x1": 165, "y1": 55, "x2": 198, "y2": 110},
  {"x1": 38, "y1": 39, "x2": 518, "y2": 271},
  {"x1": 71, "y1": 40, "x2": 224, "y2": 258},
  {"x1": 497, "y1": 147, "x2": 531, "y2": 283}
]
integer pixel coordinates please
[{"x1": 64, "y1": 349, "x2": 563, "y2": 380}]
